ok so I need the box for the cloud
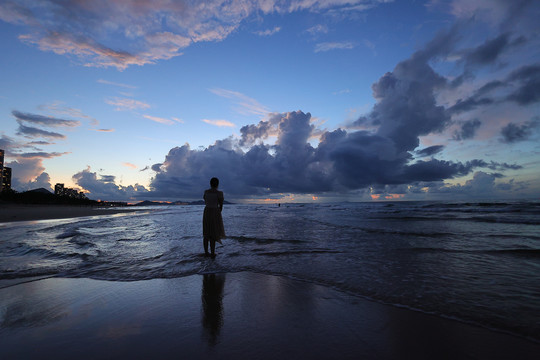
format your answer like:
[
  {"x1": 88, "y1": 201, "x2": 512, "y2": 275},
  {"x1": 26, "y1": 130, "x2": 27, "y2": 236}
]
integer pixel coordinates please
[
  {"x1": 314, "y1": 41, "x2": 355, "y2": 53},
  {"x1": 500, "y1": 118, "x2": 539, "y2": 143},
  {"x1": 146, "y1": 20, "x2": 535, "y2": 200},
  {"x1": 1, "y1": 0, "x2": 383, "y2": 70},
  {"x1": 12, "y1": 110, "x2": 81, "y2": 127},
  {"x1": 416, "y1": 145, "x2": 445, "y2": 157},
  {"x1": 143, "y1": 115, "x2": 174, "y2": 125},
  {"x1": 462, "y1": 33, "x2": 512, "y2": 68},
  {"x1": 15, "y1": 152, "x2": 68, "y2": 159},
  {"x1": 447, "y1": 63, "x2": 540, "y2": 114},
  {"x1": 148, "y1": 110, "x2": 508, "y2": 199},
  {"x1": 16, "y1": 123, "x2": 66, "y2": 139},
  {"x1": 100, "y1": 175, "x2": 116, "y2": 183},
  {"x1": 449, "y1": 0, "x2": 538, "y2": 31},
  {"x1": 122, "y1": 162, "x2": 137, "y2": 169},
  {"x1": 92, "y1": 128, "x2": 115, "y2": 132},
  {"x1": 97, "y1": 79, "x2": 137, "y2": 89},
  {"x1": 0, "y1": 134, "x2": 17, "y2": 150},
  {"x1": 239, "y1": 115, "x2": 281, "y2": 146},
  {"x1": 19, "y1": 31, "x2": 149, "y2": 71},
  {"x1": 305, "y1": 24, "x2": 329, "y2": 36},
  {"x1": 210, "y1": 88, "x2": 269, "y2": 116},
  {"x1": 5, "y1": 157, "x2": 52, "y2": 192},
  {"x1": 453, "y1": 119, "x2": 481, "y2": 140},
  {"x1": 254, "y1": 27, "x2": 281, "y2": 36},
  {"x1": 202, "y1": 119, "x2": 236, "y2": 128},
  {"x1": 106, "y1": 98, "x2": 151, "y2": 111},
  {"x1": 37, "y1": 102, "x2": 98, "y2": 126},
  {"x1": 28, "y1": 141, "x2": 54, "y2": 146},
  {"x1": 423, "y1": 171, "x2": 526, "y2": 199},
  {"x1": 72, "y1": 167, "x2": 148, "y2": 200},
  {"x1": 505, "y1": 63, "x2": 540, "y2": 105}
]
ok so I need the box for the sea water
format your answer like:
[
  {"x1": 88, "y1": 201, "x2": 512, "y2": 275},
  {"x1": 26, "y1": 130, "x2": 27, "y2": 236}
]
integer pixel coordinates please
[{"x1": 1, "y1": 201, "x2": 539, "y2": 341}]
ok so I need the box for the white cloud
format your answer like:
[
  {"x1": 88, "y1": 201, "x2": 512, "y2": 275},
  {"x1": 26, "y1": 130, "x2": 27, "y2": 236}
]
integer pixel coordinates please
[
  {"x1": 305, "y1": 24, "x2": 329, "y2": 36},
  {"x1": 210, "y1": 88, "x2": 269, "y2": 116},
  {"x1": 0, "y1": 0, "x2": 384, "y2": 70},
  {"x1": 254, "y1": 26, "x2": 281, "y2": 36},
  {"x1": 106, "y1": 98, "x2": 151, "y2": 111},
  {"x1": 143, "y1": 115, "x2": 175, "y2": 125},
  {"x1": 202, "y1": 119, "x2": 236, "y2": 127},
  {"x1": 122, "y1": 162, "x2": 137, "y2": 169},
  {"x1": 97, "y1": 79, "x2": 137, "y2": 89},
  {"x1": 314, "y1": 41, "x2": 356, "y2": 53}
]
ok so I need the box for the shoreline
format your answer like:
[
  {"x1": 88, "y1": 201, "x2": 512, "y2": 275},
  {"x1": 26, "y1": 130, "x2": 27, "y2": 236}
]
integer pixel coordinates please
[
  {"x1": 0, "y1": 203, "x2": 143, "y2": 223},
  {"x1": 1, "y1": 272, "x2": 538, "y2": 359}
]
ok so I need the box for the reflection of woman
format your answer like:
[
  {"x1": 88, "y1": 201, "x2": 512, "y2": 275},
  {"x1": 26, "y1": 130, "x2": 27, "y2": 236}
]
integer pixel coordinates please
[
  {"x1": 203, "y1": 177, "x2": 225, "y2": 257},
  {"x1": 201, "y1": 273, "x2": 225, "y2": 346}
]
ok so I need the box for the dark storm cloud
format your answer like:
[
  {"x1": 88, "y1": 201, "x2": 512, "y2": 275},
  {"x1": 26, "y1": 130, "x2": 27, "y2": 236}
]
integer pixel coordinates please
[
  {"x1": 16, "y1": 152, "x2": 67, "y2": 159},
  {"x1": 448, "y1": 97, "x2": 494, "y2": 114},
  {"x1": 100, "y1": 175, "x2": 116, "y2": 183},
  {"x1": 475, "y1": 80, "x2": 505, "y2": 97},
  {"x1": 448, "y1": 82, "x2": 504, "y2": 115},
  {"x1": 0, "y1": 134, "x2": 16, "y2": 150},
  {"x1": 416, "y1": 145, "x2": 445, "y2": 157},
  {"x1": 239, "y1": 117, "x2": 278, "y2": 146},
  {"x1": 449, "y1": 62, "x2": 540, "y2": 114},
  {"x1": 423, "y1": 171, "x2": 524, "y2": 198},
  {"x1": 500, "y1": 119, "x2": 539, "y2": 143},
  {"x1": 453, "y1": 119, "x2": 481, "y2": 140},
  {"x1": 16, "y1": 123, "x2": 66, "y2": 139},
  {"x1": 28, "y1": 140, "x2": 54, "y2": 145},
  {"x1": 11, "y1": 171, "x2": 53, "y2": 192},
  {"x1": 147, "y1": 109, "x2": 498, "y2": 199},
  {"x1": 12, "y1": 110, "x2": 81, "y2": 127},
  {"x1": 463, "y1": 33, "x2": 512, "y2": 67},
  {"x1": 72, "y1": 168, "x2": 148, "y2": 200},
  {"x1": 144, "y1": 26, "x2": 528, "y2": 199},
  {"x1": 505, "y1": 63, "x2": 540, "y2": 105}
]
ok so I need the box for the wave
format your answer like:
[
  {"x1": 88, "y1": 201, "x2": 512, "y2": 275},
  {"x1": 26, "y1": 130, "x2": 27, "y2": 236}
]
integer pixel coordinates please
[
  {"x1": 227, "y1": 235, "x2": 307, "y2": 244},
  {"x1": 407, "y1": 247, "x2": 540, "y2": 258},
  {"x1": 77, "y1": 226, "x2": 127, "y2": 236},
  {"x1": 254, "y1": 249, "x2": 342, "y2": 257}
]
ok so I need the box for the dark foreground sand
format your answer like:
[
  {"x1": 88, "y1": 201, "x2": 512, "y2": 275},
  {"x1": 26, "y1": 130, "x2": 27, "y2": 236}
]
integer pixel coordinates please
[
  {"x1": 1, "y1": 272, "x2": 538, "y2": 359},
  {"x1": 0, "y1": 204, "x2": 143, "y2": 223}
]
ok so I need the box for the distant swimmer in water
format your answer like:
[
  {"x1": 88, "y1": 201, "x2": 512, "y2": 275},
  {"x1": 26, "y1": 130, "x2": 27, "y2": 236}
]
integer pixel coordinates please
[{"x1": 203, "y1": 177, "x2": 225, "y2": 258}]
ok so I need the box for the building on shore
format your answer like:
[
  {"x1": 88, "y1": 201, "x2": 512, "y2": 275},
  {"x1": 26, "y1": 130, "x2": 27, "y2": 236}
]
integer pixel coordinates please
[
  {"x1": 54, "y1": 183, "x2": 64, "y2": 195},
  {"x1": 2, "y1": 166, "x2": 11, "y2": 191},
  {"x1": 54, "y1": 183, "x2": 87, "y2": 199},
  {"x1": 0, "y1": 149, "x2": 4, "y2": 192},
  {"x1": 0, "y1": 149, "x2": 10, "y2": 192}
]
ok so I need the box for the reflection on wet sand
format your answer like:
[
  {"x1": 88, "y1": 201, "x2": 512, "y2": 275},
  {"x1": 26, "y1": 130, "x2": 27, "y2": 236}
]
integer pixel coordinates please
[{"x1": 201, "y1": 273, "x2": 225, "y2": 346}]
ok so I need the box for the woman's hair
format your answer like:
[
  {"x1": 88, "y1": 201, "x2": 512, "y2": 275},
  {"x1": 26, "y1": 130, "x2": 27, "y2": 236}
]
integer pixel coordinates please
[{"x1": 210, "y1": 177, "x2": 219, "y2": 188}]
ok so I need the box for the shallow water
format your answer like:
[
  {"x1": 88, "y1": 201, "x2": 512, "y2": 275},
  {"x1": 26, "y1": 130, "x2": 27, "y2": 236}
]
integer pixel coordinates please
[{"x1": 1, "y1": 201, "x2": 539, "y2": 340}]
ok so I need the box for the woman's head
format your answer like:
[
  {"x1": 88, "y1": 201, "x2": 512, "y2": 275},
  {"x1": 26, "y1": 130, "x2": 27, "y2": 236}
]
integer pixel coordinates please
[{"x1": 210, "y1": 177, "x2": 219, "y2": 188}]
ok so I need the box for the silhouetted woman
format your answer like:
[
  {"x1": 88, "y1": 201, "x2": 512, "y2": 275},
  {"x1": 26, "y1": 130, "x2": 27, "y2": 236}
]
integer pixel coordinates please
[{"x1": 203, "y1": 177, "x2": 225, "y2": 257}]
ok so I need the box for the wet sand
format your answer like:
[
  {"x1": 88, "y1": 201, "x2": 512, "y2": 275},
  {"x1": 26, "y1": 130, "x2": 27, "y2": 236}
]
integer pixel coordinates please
[
  {"x1": 0, "y1": 272, "x2": 538, "y2": 359},
  {"x1": 0, "y1": 204, "x2": 141, "y2": 223}
]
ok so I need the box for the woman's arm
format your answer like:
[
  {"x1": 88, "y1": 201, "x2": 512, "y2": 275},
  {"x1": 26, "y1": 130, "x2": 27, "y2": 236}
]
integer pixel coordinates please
[{"x1": 218, "y1": 191, "x2": 224, "y2": 212}]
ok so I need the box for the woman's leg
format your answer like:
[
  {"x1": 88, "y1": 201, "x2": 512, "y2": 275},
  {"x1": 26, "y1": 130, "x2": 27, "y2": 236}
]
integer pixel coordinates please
[
  {"x1": 210, "y1": 238, "x2": 216, "y2": 257},
  {"x1": 204, "y1": 237, "x2": 209, "y2": 255}
]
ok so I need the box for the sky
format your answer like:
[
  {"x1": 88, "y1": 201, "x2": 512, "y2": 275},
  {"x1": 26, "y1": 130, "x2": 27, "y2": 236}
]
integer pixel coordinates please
[{"x1": 0, "y1": 0, "x2": 539, "y2": 203}]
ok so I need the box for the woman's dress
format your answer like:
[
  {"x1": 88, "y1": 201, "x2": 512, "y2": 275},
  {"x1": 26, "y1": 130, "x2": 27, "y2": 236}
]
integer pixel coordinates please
[{"x1": 203, "y1": 189, "x2": 225, "y2": 242}]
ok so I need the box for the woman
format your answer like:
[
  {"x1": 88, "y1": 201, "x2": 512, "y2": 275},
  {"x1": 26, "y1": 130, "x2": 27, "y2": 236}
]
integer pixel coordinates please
[{"x1": 203, "y1": 177, "x2": 225, "y2": 257}]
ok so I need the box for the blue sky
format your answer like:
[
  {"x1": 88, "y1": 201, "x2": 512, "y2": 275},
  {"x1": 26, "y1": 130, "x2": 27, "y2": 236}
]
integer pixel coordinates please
[{"x1": 1, "y1": 0, "x2": 539, "y2": 202}]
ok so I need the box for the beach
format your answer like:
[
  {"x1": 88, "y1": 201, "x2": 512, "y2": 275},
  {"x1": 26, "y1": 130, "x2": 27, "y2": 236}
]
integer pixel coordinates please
[
  {"x1": 1, "y1": 202, "x2": 539, "y2": 358},
  {"x1": 0, "y1": 203, "x2": 142, "y2": 223},
  {"x1": 1, "y1": 272, "x2": 538, "y2": 359}
]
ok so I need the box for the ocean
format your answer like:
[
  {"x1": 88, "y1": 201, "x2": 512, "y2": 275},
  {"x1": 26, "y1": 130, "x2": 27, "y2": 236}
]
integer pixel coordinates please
[{"x1": 1, "y1": 201, "x2": 539, "y2": 342}]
